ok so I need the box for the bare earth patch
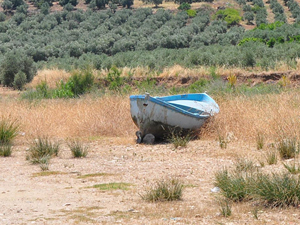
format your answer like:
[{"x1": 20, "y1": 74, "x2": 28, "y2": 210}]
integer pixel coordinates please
[{"x1": 1, "y1": 139, "x2": 300, "y2": 224}]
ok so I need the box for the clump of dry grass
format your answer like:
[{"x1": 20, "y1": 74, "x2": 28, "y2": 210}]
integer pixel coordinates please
[{"x1": 141, "y1": 177, "x2": 184, "y2": 202}]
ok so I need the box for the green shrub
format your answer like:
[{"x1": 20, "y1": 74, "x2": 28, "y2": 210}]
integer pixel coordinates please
[
  {"x1": 68, "y1": 139, "x2": 88, "y2": 158},
  {"x1": 0, "y1": 51, "x2": 37, "y2": 87},
  {"x1": 141, "y1": 178, "x2": 184, "y2": 202},
  {"x1": 106, "y1": 66, "x2": 124, "y2": 91},
  {"x1": 68, "y1": 70, "x2": 94, "y2": 96},
  {"x1": 26, "y1": 137, "x2": 60, "y2": 164},
  {"x1": 214, "y1": 169, "x2": 250, "y2": 202},
  {"x1": 0, "y1": 118, "x2": 19, "y2": 145},
  {"x1": 0, "y1": 12, "x2": 6, "y2": 22},
  {"x1": 255, "y1": 173, "x2": 300, "y2": 207},
  {"x1": 13, "y1": 71, "x2": 27, "y2": 90},
  {"x1": 178, "y1": 2, "x2": 190, "y2": 10},
  {"x1": 215, "y1": 8, "x2": 242, "y2": 26},
  {"x1": 186, "y1": 9, "x2": 196, "y2": 18}
]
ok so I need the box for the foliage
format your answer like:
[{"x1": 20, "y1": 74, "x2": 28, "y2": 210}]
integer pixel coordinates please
[
  {"x1": 277, "y1": 137, "x2": 299, "y2": 160},
  {"x1": 26, "y1": 137, "x2": 60, "y2": 164},
  {"x1": 13, "y1": 71, "x2": 27, "y2": 90},
  {"x1": 0, "y1": 51, "x2": 37, "y2": 88},
  {"x1": 178, "y1": 2, "x2": 191, "y2": 10},
  {"x1": 227, "y1": 74, "x2": 237, "y2": 88},
  {"x1": 121, "y1": 0, "x2": 133, "y2": 8},
  {"x1": 214, "y1": 168, "x2": 250, "y2": 202},
  {"x1": 283, "y1": 161, "x2": 300, "y2": 174},
  {"x1": 244, "y1": 11, "x2": 254, "y2": 24},
  {"x1": 0, "y1": 118, "x2": 19, "y2": 145},
  {"x1": 106, "y1": 66, "x2": 124, "y2": 91},
  {"x1": 215, "y1": 8, "x2": 242, "y2": 26},
  {"x1": 142, "y1": 0, "x2": 162, "y2": 7},
  {"x1": 141, "y1": 178, "x2": 184, "y2": 202},
  {"x1": 186, "y1": 9, "x2": 196, "y2": 18},
  {"x1": 265, "y1": 150, "x2": 278, "y2": 165},
  {"x1": 1, "y1": 8, "x2": 300, "y2": 71},
  {"x1": 217, "y1": 198, "x2": 232, "y2": 217},
  {"x1": 215, "y1": 166, "x2": 300, "y2": 208},
  {"x1": 0, "y1": 144, "x2": 12, "y2": 157},
  {"x1": 256, "y1": 132, "x2": 264, "y2": 150},
  {"x1": 255, "y1": 173, "x2": 300, "y2": 207},
  {"x1": 23, "y1": 70, "x2": 94, "y2": 99},
  {"x1": 1, "y1": 0, "x2": 24, "y2": 11},
  {"x1": 59, "y1": 0, "x2": 78, "y2": 7},
  {"x1": 68, "y1": 139, "x2": 88, "y2": 158},
  {"x1": 167, "y1": 130, "x2": 194, "y2": 149}
]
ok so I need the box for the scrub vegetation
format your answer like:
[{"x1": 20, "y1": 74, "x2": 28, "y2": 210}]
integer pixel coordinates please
[{"x1": 2, "y1": 0, "x2": 300, "y2": 223}]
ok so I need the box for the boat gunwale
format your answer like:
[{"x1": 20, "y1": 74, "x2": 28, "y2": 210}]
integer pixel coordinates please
[{"x1": 130, "y1": 94, "x2": 216, "y2": 119}]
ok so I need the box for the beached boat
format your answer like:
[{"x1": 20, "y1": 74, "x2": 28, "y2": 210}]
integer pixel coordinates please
[{"x1": 130, "y1": 93, "x2": 219, "y2": 142}]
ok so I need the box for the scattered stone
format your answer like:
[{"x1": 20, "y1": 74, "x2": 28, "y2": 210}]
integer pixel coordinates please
[
  {"x1": 142, "y1": 134, "x2": 155, "y2": 145},
  {"x1": 136, "y1": 131, "x2": 142, "y2": 144},
  {"x1": 211, "y1": 187, "x2": 220, "y2": 193}
]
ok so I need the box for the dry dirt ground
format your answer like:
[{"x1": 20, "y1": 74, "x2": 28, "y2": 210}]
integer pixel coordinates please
[{"x1": 1, "y1": 138, "x2": 300, "y2": 225}]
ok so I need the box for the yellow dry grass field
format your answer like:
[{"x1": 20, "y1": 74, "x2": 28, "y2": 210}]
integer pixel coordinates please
[{"x1": 1, "y1": 68, "x2": 300, "y2": 224}]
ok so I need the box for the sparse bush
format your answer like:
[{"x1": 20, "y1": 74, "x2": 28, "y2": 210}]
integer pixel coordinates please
[
  {"x1": 217, "y1": 197, "x2": 232, "y2": 217},
  {"x1": 214, "y1": 168, "x2": 250, "y2": 202},
  {"x1": 0, "y1": 118, "x2": 19, "y2": 145},
  {"x1": 0, "y1": 144, "x2": 12, "y2": 157},
  {"x1": 26, "y1": 137, "x2": 60, "y2": 164},
  {"x1": 278, "y1": 75, "x2": 291, "y2": 88},
  {"x1": 39, "y1": 156, "x2": 50, "y2": 171},
  {"x1": 256, "y1": 132, "x2": 264, "y2": 150},
  {"x1": 265, "y1": 150, "x2": 278, "y2": 165},
  {"x1": 167, "y1": 130, "x2": 193, "y2": 149},
  {"x1": 68, "y1": 139, "x2": 88, "y2": 158},
  {"x1": 283, "y1": 161, "x2": 300, "y2": 174},
  {"x1": 234, "y1": 158, "x2": 256, "y2": 173},
  {"x1": 227, "y1": 74, "x2": 237, "y2": 88},
  {"x1": 255, "y1": 172, "x2": 300, "y2": 207},
  {"x1": 106, "y1": 66, "x2": 124, "y2": 91},
  {"x1": 277, "y1": 138, "x2": 299, "y2": 160},
  {"x1": 218, "y1": 134, "x2": 228, "y2": 149},
  {"x1": 141, "y1": 178, "x2": 184, "y2": 202}
]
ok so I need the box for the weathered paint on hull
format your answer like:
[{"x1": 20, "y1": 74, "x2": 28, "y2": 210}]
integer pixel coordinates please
[{"x1": 130, "y1": 97, "x2": 210, "y2": 138}]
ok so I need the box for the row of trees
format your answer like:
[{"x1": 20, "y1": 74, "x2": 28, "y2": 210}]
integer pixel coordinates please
[
  {"x1": 1, "y1": 0, "x2": 215, "y2": 14},
  {"x1": 1, "y1": 6, "x2": 300, "y2": 88}
]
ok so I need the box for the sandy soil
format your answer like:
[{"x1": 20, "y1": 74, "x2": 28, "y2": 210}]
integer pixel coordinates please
[{"x1": 1, "y1": 138, "x2": 300, "y2": 225}]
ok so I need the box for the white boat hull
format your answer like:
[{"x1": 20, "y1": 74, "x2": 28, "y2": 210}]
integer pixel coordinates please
[{"x1": 130, "y1": 93, "x2": 219, "y2": 139}]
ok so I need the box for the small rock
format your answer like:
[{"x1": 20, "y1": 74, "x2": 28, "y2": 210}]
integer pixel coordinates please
[
  {"x1": 211, "y1": 187, "x2": 220, "y2": 193},
  {"x1": 143, "y1": 134, "x2": 155, "y2": 145}
]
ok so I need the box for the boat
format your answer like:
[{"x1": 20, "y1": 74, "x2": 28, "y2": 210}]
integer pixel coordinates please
[{"x1": 130, "y1": 93, "x2": 219, "y2": 142}]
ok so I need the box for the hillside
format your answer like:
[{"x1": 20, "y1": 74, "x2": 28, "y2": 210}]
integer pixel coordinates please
[{"x1": 1, "y1": 0, "x2": 300, "y2": 89}]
